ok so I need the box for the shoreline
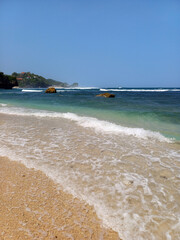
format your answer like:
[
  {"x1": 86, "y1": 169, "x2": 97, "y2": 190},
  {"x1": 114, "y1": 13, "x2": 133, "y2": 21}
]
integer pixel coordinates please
[
  {"x1": 0, "y1": 108, "x2": 179, "y2": 239},
  {"x1": 0, "y1": 156, "x2": 120, "y2": 240}
]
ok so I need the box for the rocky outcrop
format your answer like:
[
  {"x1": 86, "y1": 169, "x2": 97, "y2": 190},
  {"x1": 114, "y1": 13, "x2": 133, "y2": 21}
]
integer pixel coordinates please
[
  {"x1": 96, "y1": 92, "x2": 115, "y2": 98},
  {"x1": 45, "y1": 87, "x2": 56, "y2": 93},
  {"x1": 0, "y1": 72, "x2": 18, "y2": 89},
  {"x1": 70, "y1": 82, "x2": 78, "y2": 88}
]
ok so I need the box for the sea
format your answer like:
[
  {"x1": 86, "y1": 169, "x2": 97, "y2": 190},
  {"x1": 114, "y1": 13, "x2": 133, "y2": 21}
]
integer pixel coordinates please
[{"x1": 0, "y1": 87, "x2": 180, "y2": 240}]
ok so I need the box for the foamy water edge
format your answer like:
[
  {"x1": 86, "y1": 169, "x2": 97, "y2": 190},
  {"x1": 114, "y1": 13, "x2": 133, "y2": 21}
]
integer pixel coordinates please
[{"x1": 0, "y1": 105, "x2": 172, "y2": 143}]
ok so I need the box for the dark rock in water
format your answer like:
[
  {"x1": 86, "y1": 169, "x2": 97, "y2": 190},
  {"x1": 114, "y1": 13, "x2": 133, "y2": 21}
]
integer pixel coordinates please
[
  {"x1": 45, "y1": 87, "x2": 56, "y2": 93},
  {"x1": 96, "y1": 92, "x2": 115, "y2": 98}
]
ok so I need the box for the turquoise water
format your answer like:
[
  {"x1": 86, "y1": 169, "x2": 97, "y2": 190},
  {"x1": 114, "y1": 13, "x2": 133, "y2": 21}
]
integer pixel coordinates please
[
  {"x1": 0, "y1": 87, "x2": 180, "y2": 140},
  {"x1": 0, "y1": 87, "x2": 180, "y2": 239}
]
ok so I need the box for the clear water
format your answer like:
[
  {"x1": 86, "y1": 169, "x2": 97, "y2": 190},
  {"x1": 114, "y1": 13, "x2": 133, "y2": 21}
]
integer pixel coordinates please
[
  {"x1": 0, "y1": 87, "x2": 180, "y2": 140},
  {"x1": 0, "y1": 87, "x2": 180, "y2": 239}
]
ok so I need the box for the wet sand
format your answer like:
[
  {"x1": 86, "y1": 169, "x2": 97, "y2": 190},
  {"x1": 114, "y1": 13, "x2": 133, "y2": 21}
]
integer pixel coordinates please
[{"x1": 0, "y1": 156, "x2": 120, "y2": 240}]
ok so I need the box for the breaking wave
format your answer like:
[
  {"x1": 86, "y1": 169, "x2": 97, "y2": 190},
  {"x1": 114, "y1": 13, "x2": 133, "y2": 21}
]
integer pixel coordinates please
[
  {"x1": 22, "y1": 89, "x2": 43, "y2": 92},
  {"x1": 100, "y1": 88, "x2": 180, "y2": 92},
  {"x1": 0, "y1": 106, "x2": 172, "y2": 142}
]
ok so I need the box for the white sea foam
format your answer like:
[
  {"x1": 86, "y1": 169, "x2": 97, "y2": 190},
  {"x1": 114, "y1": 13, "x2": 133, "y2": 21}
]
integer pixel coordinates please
[
  {"x1": 22, "y1": 89, "x2": 43, "y2": 92},
  {"x1": 0, "y1": 111, "x2": 179, "y2": 240},
  {"x1": 100, "y1": 88, "x2": 180, "y2": 92},
  {"x1": 0, "y1": 106, "x2": 171, "y2": 142},
  {"x1": 170, "y1": 89, "x2": 180, "y2": 91},
  {"x1": 0, "y1": 103, "x2": 7, "y2": 107},
  {"x1": 56, "y1": 90, "x2": 65, "y2": 92},
  {"x1": 63, "y1": 113, "x2": 171, "y2": 142},
  {"x1": 62, "y1": 87, "x2": 99, "y2": 90},
  {"x1": 56, "y1": 89, "x2": 76, "y2": 92}
]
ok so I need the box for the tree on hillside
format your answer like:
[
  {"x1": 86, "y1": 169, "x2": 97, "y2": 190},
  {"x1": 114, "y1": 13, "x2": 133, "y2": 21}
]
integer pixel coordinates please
[{"x1": 0, "y1": 72, "x2": 18, "y2": 89}]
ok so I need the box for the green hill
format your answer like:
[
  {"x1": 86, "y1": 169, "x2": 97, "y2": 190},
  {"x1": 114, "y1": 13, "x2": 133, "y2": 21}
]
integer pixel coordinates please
[{"x1": 12, "y1": 72, "x2": 78, "y2": 88}]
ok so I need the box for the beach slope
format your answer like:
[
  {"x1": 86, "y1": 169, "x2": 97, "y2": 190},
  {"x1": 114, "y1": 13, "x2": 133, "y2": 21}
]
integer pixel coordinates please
[{"x1": 0, "y1": 156, "x2": 120, "y2": 240}]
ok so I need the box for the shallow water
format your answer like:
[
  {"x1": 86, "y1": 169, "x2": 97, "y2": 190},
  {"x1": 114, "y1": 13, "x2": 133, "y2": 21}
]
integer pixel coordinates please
[
  {"x1": 0, "y1": 88, "x2": 180, "y2": 239},
  {"x1": 0, "y1": 87, "x2": 180, "y2": 140},
  {"x1": 0, "y1": 109, "x2": 180, "y2": 240}
]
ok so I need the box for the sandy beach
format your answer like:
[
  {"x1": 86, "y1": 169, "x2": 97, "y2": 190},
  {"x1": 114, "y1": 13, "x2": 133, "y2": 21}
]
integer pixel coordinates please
[{"x1": 0, "y1": 156, "x2": 120, "y2": 240}]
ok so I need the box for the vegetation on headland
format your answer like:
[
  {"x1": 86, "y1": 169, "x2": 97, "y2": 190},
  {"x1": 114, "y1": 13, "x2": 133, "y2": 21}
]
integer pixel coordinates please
[
  {"x1": 0, "y1": 72, "x2": 18, "y2": 89},
  {"x1": 0, "y1": 71, "x2": 78, "y2": 89},
  {"x1": 12, "y1": 72, "x2": 78, "y2": 88}
]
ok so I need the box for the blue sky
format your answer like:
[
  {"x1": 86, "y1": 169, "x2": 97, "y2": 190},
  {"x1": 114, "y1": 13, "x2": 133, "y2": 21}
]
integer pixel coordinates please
[{"x1": 0, "y1": 0, "x2": 179, "y2": 87}]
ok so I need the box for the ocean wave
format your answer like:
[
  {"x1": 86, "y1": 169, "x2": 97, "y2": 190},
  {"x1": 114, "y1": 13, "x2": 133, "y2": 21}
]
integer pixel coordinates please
[
  {"x1": 56, "y1": 89, "x2": 77, "y2": 92},
  {"x1": 100, "y1": 88, "x2": 180, "y2": 92},
  {"x1": 0, "y1": 103, "x2": 7, "y2": 107},
  {"x1": 62, "y1": 87, "x2": 99, "y2": 90},
  {"x1": 0, "y1": 106, "x2": 171, "y2": 142},
  {"x1": 56, "y1": 90, "x2": 67, "y2": 92},
  {"x1": 22, "y1": 89, "x2": 43, "y2": 92}
]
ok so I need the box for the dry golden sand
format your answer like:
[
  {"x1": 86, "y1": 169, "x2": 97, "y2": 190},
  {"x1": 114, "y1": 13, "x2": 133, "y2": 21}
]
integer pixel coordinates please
[{"x1": 0, "y1": 156, "x2": 120, "y2": 240}]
